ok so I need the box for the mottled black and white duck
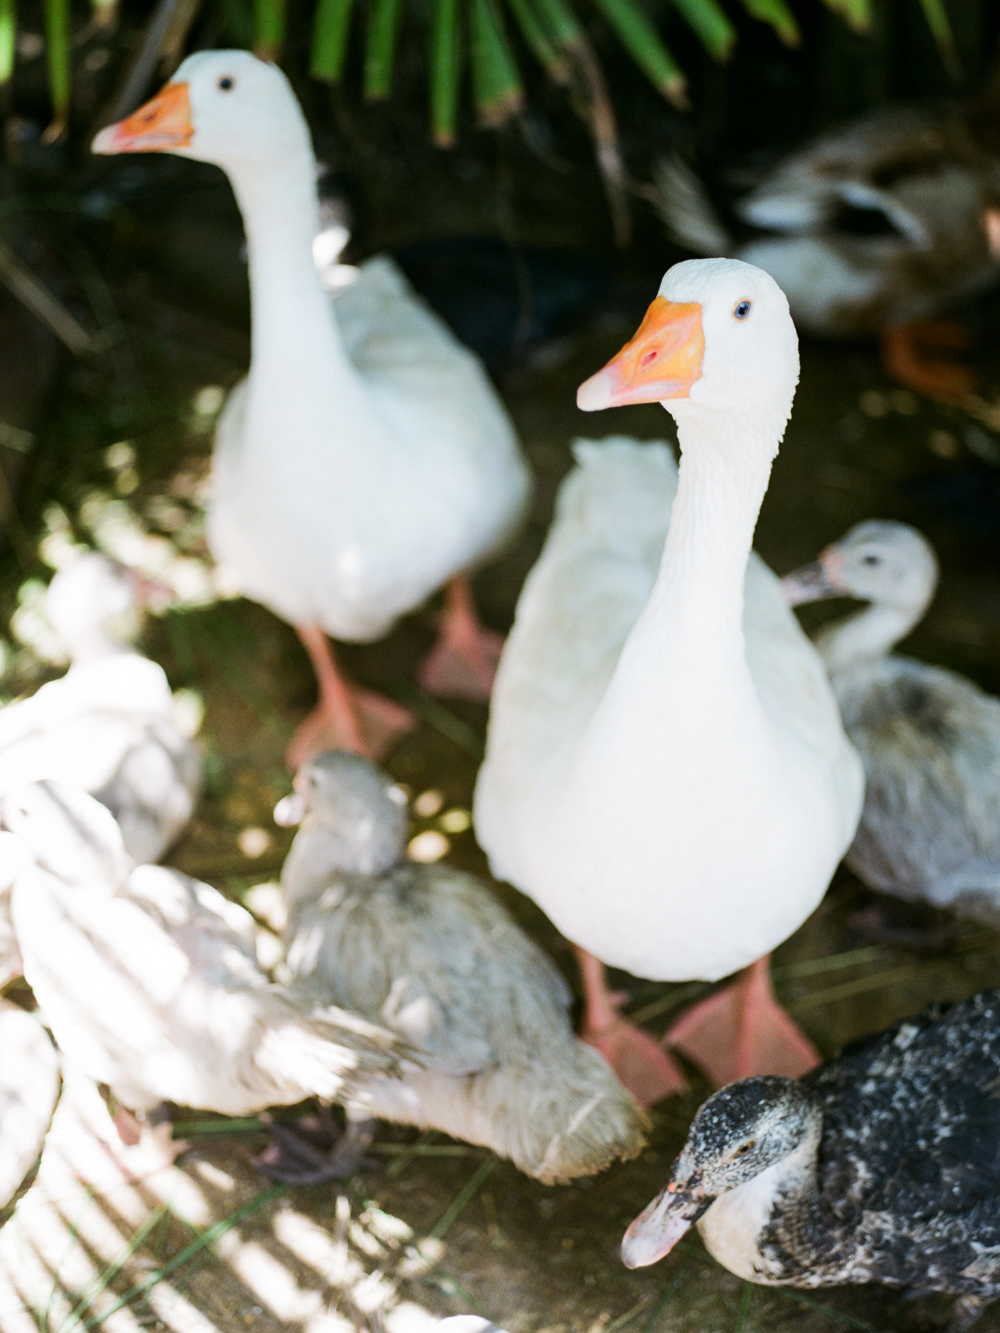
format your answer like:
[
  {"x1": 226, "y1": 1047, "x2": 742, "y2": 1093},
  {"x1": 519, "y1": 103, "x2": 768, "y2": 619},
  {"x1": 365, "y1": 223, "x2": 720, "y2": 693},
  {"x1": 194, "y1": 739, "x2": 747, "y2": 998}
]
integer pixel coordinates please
[
  {"x1": 276, "y1": 749, "x2": 648, "y2": 1184},
  {"x1": 623, "y1": 989, "x2": 1000, "y2": 1332},
  {"x1": 783, "y1": 520, "x2": 1000, "y2": 926}
]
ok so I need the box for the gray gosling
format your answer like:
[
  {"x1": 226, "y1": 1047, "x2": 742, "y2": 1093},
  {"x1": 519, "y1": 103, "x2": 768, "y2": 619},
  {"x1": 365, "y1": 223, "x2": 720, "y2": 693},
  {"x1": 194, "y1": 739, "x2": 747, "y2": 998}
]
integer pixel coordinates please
[
  {"x1": 277, "y1": 750, "x2": 649, "y2": 1184},
  {"x1": 1, "y1": 780, "x2": 410, "y2": 1166},
  {"x1": 783, "y1": 519, "x2": 1000, "y2": 925}
]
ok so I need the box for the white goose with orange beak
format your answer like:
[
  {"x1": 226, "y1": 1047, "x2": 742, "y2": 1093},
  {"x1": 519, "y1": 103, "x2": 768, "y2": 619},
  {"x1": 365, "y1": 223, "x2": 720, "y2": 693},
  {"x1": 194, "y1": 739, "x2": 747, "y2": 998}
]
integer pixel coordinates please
[
  {"x1": 474, "y1": 258, "x2": 864, "y2": 1103},
  {"x1": 92, "y1": 52, "x2": 530, "y2": 768}
]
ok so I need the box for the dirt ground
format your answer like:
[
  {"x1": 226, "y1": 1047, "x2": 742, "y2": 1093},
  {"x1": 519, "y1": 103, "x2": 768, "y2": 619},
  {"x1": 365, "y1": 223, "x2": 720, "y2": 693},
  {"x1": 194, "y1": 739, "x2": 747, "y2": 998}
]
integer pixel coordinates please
[{"x1": 5, "y1": 173, "x2": 1000, "y2": 1333}]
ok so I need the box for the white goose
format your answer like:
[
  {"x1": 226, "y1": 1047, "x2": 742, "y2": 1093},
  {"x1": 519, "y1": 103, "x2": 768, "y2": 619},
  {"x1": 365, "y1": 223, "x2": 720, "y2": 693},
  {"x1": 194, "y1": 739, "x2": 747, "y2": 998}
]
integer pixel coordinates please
[
  {"x1": 93, "y1": 52, "x2": 531, "y2": 767},
  {"x1": 474, "y1": 259, "x2": 864, "y2": 1102}
]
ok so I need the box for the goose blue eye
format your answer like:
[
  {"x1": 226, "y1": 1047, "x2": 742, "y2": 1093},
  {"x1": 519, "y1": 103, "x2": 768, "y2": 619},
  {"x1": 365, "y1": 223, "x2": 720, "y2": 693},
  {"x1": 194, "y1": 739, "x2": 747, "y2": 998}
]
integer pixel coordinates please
[
  {"x1": 218, "y1": 76, "x2": 235, "y2": 91},
  {"x1": 733, "y1": 300, "x2": 752, "y2": 321}
]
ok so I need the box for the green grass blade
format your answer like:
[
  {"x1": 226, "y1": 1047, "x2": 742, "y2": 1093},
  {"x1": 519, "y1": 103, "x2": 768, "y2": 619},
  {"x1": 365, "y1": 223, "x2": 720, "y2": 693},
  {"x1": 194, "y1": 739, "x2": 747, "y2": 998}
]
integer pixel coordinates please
[
  {"x1": 365, "y1": 0, "x2": 404, "y2": 97},
  {"x1": 430, "y1": 0, "x2": 461, "y2": 144},
  {"x1": 504, "y1": 0, "x2": 567, "y2": 80},
  {"x1": 42, "y1": 0, "x2": 71, "y2": 138},
  {"x1": 915, "y1": 0, "x2": 960, "y2": 81},
  {"x1": 311, "y1": 0, "x2": 355, "y2": 80},
  {"x1": 531, "y1": 0, "x2": 582, "y2": 47},
  {"x1": 589, "y1": 0, "x2": 686, "y2": 104},
  {"x1": 669, "y1": 0, "x2": 735, "y2": 59},
  {"x1": 428, "y1": 1156, "x2": 498, "y2": 1239},
  {"x1": 58, "y1": 1207, "x2": 170, "y2": 1333},
  {"x1": 823, "y1": 0, "x2": 871, "y2": 31},
  {"x1": 253, "y1": 0, "x2": 286, "y2": 60},
  {"x1": 81, "y1": 1185, "x2": 288, "y2": 1331},
  {"x1": 469, "y1": 0, "x2": 525, "y2": 126},
  {"x1": 0, "y1": 0, "x2": 15, "y2": 84},
  {"x1": 738, "y1": 0, "x2": 799, "y2": 45}
]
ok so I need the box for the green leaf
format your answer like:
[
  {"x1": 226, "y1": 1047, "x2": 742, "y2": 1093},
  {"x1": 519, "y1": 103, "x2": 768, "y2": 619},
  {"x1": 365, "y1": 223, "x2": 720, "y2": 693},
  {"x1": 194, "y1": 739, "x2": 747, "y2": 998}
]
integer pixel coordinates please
[
  {"x1": 531, "y1": 0, "x2": 583, "y2": 48},
  {"x1": 311, "y1": 0, "x2": 355, "y2": 80},
  {"x1": 253, "y1": 0, "x2": 287, "y2": 58},
  {"x1": 505, "y1": 0, "x2": 568, "y2": 81},
  {"x1": 365, "y1": 0, "x2": 405, "y2": 97},
  {"x1": 669, "y1": 0, "x2": 735, "y2": 59},
  {"x1": 915, "y1": 0, "x2": 961, "y2": 81},
  {"x1": 822, "y1": 0, "x2": 871, "y2": 32},
  {"x1": 469, "y1": 0, "x2": 524, "y2": 127},
  {"x1": 430, "y1": 0, "x2": 461, "y2": 144},
  {"x1": 589, "y1": 0, "x2": 686, "y2": 105},
  {"x1": 42, "y1": 0, "x2": 70, "y2": 136},
  {"x1": 738, "y1": 0, "x2": 799, "y2": 46},
  {"x1": 0, "y1": 0, "x2": 15, "y2": 85}
]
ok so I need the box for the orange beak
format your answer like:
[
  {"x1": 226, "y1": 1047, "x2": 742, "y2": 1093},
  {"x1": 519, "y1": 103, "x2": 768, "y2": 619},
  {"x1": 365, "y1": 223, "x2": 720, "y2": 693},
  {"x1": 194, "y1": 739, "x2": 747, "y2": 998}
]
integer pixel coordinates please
[
  {"x1": 577, "y1": 297, "x2": 704, "y2": 411},
  {"x1": 92, "y1": 82, "x2": 193, "y2": 155}
]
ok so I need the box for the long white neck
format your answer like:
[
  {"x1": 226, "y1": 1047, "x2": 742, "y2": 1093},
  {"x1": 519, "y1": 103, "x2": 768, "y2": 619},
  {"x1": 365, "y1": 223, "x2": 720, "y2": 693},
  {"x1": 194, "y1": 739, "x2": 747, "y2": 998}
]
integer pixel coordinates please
[
  {"x1": 815, "y1": 600, "x2": 924, "y2": 675},
  {"x1": 582, "y1": 405, "x2": 783, "y2": 768},
  {"x1": 225, "y1": 147, "x2": 370, "y2": 430}
]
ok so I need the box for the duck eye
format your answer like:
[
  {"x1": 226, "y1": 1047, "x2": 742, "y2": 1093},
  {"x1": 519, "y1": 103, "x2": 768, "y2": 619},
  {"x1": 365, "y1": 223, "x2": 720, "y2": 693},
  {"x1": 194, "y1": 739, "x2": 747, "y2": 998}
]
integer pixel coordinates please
[
  {"x1": 732, "y1": 300, "x2": 752, "y2": 321},
  {"x1": 862, "y1": 554, "x2": 880, "y2": 566},
  {"x1": 218, "y1": 76, "x2": 235, "y2": 91},
  {"x1": 735, "y1": 1140, "x2": 754, "y2": 1156}
]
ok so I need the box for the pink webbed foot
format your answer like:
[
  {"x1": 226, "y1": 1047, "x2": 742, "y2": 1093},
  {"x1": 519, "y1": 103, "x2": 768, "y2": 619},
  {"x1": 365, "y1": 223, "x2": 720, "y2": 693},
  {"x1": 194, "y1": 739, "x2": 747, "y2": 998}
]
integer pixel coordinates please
[
  {"x1": 288, "y1": 624, "x2": 416, "y2": 770},
  {"x1": 286, "y1": 687, "x2": 416, "y2": 769},
  {"x1": 574, "y1": 945, "x2": 688, "y2": 1108},
  {"x1": 417, "y1": 576, "x2": 505, "y2": 703},
  {"x1": 665, "y1": 956, "x2": 820, "y2": 1088}
]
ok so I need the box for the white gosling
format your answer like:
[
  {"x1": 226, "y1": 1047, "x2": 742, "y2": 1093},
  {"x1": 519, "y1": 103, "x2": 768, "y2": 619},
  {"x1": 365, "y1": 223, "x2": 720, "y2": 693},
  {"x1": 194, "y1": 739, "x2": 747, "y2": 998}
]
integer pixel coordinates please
[
  {"x1": 783, "y1": 519, "x2": 1000, "y2": 924},
  {"x1": 93, "y1": 52, "x2": 531, "y2": 766},
  {"x1": 0, "y1": 999, "x2": 59, "y2": 1215},
  {"x1": 0, "y1": 552, "x2": 200, "y2": 865},
  {"x1": 277, "y1": 750, "x2": 648, "y2": 1184},
  {"x1": 0, "y1": 781, "x2": 411, "y2": 1164},
  {"x1": 474, "y1": 258, "x2": 864, "y2": 1103}
]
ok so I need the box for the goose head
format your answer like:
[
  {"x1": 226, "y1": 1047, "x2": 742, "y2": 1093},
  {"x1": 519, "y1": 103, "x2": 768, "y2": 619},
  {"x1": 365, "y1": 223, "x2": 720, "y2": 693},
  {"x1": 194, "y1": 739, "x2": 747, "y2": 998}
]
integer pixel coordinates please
[
  {"x1": 92, "y1": 50, "x2": 311, "y2": 177},
  {"x1": 0, "y1": 781, "x2": 133, "y2": 892},
  {"x1": 621, "y1": 1076, "x2": 820, "y2": 1269},
  {"x1": 783, "y1": 519, "x2": 939, "y2": 619},
  {"x1": 275, "y1": 750, "x2": 408, "y2": 878},
  {"x1": 577, "y1": 258, "x2": 799, "y2": 432}
]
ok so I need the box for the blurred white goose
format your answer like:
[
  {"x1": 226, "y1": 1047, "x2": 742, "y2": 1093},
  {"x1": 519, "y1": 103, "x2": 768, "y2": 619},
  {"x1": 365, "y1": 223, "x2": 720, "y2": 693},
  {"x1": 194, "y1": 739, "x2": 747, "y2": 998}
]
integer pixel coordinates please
[
  {"x1": 784, "y1": 520, "x2": 1000, "y2": 925},
  {"x1": 93, "y1": 52, "x2": 531, "y2": 767},
  {"x1": 1, "y1": 781, "x2": 410, "y2": 1165},
  {"x1": 0, "y1": 999, "x2": 59, "y2": 1216},
  {"x1": 0, "y1": 552, "x2": 200, "y2": 864},
  {"x1": 276, "y1": 750, "x2": 647, "y2": 1183},
  {"x1": 475, "y1": 259, "x2": 864, "y2": 1102}
]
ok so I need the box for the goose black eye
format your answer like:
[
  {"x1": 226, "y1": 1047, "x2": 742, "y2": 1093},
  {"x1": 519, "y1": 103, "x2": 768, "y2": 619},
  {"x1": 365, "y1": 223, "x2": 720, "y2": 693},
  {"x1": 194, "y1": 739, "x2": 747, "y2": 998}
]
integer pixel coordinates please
[
  {"x1": 862, "y1": 554, "x2": 880, "y2": 566},
  {"x1": 733, "y1": 300, "x2": 752, "y2": 321},
  {"x1": 218, "y1": 76, "x2": 235, "y2": 91},
  {"x1": 735, "y1": 1140, "x2": 755, "y2": 1156}
]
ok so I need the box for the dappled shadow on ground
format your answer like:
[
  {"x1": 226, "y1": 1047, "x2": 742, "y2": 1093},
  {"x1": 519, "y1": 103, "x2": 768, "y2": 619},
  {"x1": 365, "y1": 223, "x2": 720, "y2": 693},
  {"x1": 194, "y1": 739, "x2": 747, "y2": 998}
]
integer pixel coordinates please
[{"x1": 4, "y1": 251, "x2": 1000, "y2": 1333}]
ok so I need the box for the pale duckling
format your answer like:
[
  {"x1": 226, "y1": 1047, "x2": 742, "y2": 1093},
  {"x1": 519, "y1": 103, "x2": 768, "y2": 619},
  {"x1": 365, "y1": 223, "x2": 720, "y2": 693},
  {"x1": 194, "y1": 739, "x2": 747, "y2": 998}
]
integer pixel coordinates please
[
  {"x1": 1, "y1": 780, "x2": 410, "y2": 1170},
  {"x1": 276, "y1": 750, "x2": 648, "y2": 1184},
  {"x1": 0, "y1": 999, "x2": 59, "y2": 1217},
  {"x1": 93, "y1": 52, "x2": 531, "y2": 767},
  {"x1": 623, "y1": 990, "x2": 1000, "y2": 1333},
  {"x1": 783, "y1": 520, "x2": 1000, "y2": 926},
  {"x1": 0, "y1": 552, "x2": 200, "y2": 864}
]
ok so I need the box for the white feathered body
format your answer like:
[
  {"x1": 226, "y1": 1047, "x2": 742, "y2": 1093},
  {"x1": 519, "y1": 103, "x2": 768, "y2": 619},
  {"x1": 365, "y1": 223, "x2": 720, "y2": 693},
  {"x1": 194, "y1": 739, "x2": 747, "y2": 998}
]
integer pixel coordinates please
[
  {"x1": 12, "y1": 858, "x2": 405, "y2": 1115},
  {"x1": 209, "y1": 256, "x2": 530, "y2": 641},
  {"x1": 0, "y1": 655, "x2": 199, "y2": 864},
  {"x1": 475, "y1": 438, "x2": 863, "y2": 982}
]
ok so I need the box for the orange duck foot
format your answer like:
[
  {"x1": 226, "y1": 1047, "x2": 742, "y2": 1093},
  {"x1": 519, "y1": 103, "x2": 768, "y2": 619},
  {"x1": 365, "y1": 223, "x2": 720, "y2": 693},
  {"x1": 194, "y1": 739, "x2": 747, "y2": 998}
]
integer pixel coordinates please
[
  {"x1": 286, "y1": 687, "x2": 416, "y2": 770},
  {"x1": 881, "y1": 320, "x2": 975, "y2": 402},
  {"x1": 417, "y1": 575, "x2": 504, "y2": 703},
  {"x1": 665, "y1": 956, "x2": 820, "y2": 1088}
]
